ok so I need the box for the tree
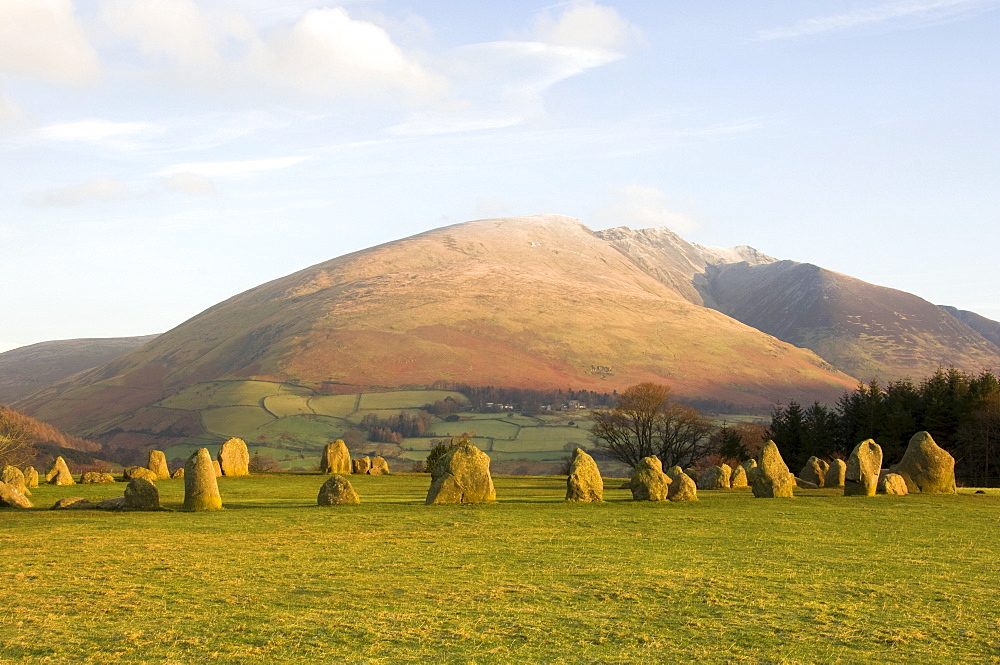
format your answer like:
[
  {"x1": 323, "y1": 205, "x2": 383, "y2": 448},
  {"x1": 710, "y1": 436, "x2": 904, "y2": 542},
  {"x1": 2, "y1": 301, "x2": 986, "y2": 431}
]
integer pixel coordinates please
[
  {"x1": 591, "y1": 383, "x2": 713, "y2": 469},
  {"x1": 0, "y1": 407, "x2": 34, "y2": 467}
]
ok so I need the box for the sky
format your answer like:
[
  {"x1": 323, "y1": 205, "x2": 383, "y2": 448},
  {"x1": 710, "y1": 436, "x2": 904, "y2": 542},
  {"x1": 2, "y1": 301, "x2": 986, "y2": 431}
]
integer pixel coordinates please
[{"x1": 1, "y1": 0, "x2": 998, "y2": 353}]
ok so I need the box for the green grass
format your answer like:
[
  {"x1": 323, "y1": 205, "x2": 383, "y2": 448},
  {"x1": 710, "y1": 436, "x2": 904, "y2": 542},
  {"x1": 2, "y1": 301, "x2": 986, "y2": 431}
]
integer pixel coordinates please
[
  {"x1": 358, "y1": 390, "x2": 467, "y2": 409},
  {"x1": 262, "y1": 394, "x2": 314, "y2": 418},
  {"x1": 2, "y1": 479, "x2": 999, "y2": 663},
  {"x1": 426, "y1": 419, "x2": 520, "y2": 439},
  {"x1": 158, "y1": 380, "x2": 311, "y2": 409},
  {"x1": 253, "y1": 415, "x2": 350, "y2": 448},
  {"x1": 201, "y1": 406, "x2": 276, "y2": 439},
  {"x1": 307, "y1": 395, "x2": 359, "y2": 418}
]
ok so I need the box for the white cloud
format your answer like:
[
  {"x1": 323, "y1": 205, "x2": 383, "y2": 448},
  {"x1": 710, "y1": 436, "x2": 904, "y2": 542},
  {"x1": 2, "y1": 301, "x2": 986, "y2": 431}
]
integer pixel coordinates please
[
  {"x1": 533, "y1": 0, "x2": 639, "y2": 50},
  {"x1": 38, "y1": 119, "x2": 165, "y2": 150},
  {"x1": 157, "y1": 156, "x2": 307, "y2": 177},
  {"x1": 0, "y1": 0, "x2": 100, "y2": 83},
  {"x1": 756, "y1": 0, "x2": 997, "y2": 41},
  {"x1": 101, "y1": 0, "x2": 225, "y2": 71},
  {"x1": 24, "y1": 177, "x2": 129, "y2": 207},
  {"x1": 595, "y1": 185, "x2": 699, "y2": 235},
  {"x1": 0, "y1": 87, "x2": 21, "y2": 124},
  {"x1": 162, "y1": 172, "x2": 218, "y2": 196}
]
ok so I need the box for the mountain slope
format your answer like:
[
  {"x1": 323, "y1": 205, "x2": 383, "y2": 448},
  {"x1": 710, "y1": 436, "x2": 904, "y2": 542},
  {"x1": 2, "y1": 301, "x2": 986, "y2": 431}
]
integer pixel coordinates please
[
  {"x1": 0, "y1": 335, "x2": 158, "y2": 403},
  {"x1": 939, "y1": 306, "x2": 1000, "y2": 349},
  {"x1": 17, "y1": 215, "x2": 856, "y2": 446}
]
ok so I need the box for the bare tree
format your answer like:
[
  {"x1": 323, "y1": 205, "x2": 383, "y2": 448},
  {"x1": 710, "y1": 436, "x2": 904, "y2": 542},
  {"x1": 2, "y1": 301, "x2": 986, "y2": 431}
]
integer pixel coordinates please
[
  {"x1": 591, "y1": 383, "x2": 714, "y2": 469},
  {"x1": 0, "y1": 408, "x2": 34, "y2": 467}
]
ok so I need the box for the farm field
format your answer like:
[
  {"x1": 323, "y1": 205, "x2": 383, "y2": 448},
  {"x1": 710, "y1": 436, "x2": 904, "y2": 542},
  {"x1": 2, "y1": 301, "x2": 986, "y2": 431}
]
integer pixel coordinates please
[{"x1": 2, "y1": 476, "x2": 999, "y2": 663}]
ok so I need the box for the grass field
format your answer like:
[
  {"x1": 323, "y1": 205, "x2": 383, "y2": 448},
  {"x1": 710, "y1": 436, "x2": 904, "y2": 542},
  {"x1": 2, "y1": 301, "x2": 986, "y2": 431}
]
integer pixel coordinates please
[{"x1": 2, "y1": 477, "x2": 999, "y2": 663}]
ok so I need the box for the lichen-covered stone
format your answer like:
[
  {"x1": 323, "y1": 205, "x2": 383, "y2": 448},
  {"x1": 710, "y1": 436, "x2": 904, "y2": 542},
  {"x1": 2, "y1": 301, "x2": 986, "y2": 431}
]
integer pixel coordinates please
[
  {"x1": 667, "y1": 471, "x2": 698, "y2": 502},
  {"x1": 566, "y1": 448, "x2": 603, "y2": 502},
  {"x1": 123, "y1": 466, "x2": 158, "y2": 483},
  {"x1": 631, "y1": 456, "x2": 670, "y2": 501},
  {"x1": 96, "y1": 497, "x2": 125, "y2": 510},
  {"x1": 825, "y1": 459, "x2": 846, "y2": 487},
  {"x1": 683, "y1": 467, "x2": 699, "y2": 481},
  {"x1": 697, "y1": 464, "x2": 732, "y2": 490},
  {"x1": 743, "y1": 458, "x2": 759, "y2": 484},
  {"x1": 795, "y1": 477, "x2": 819, "y2": 489},
  {"x1": 51, "y1": 497, "x2": 95, "y2": 510},
  {"x1": 23, "y1": 466, "x2": 39, "y2": 488},
  {"x1": 45, "y1": 457, "x2": 75, "y2": 485},
  {"x1": 317, "y1": 475, "x2": 361, "y2": 505},
  {"x1": 666, "y1": 465, "x2": 684, "y2": 480},
  {"x1": 0, "y1": 481, "x2": 32, "y2": 508},
  {"x1": 368, "y1": 456, "x2": 390, "y2": 475},
  {"x1": 799, "y1": 456, "x2": 829, "y2": 487},
  {"x1": 1, "y1": 465, "x2": 29, "y2": 496},
  {"x1": 212, "y1": 460, "x2": 222, "y2": 478},
  {"x1": 751, "y1": 441, "x2": 795, "y2": 498},
  {"x1": 171, "y1": 467, "x2": 184, "y2": 479},
  {"x1": 425, "y1": 442, "x2": 495, "y2": 505},
  {"x1": 893, "y1": 431, "x2": 956, "y2": 494},
  {"x1": 730, "y1": 464, "x2": 749, "y2": 488},
  {"x1": 81, "y1": 471, "x2": 116, "y2": 484},
  {"x1": 320, "y1": 439, "x2": 352, "y2": 475},
  {"x1": 147, "y1": 450, "x2": 171, "y2": 480},
  {"x1": 844, "y1": 439, "x2": 883, "y2": 496},
  {"x1": 352, "y1": 456, "x2": 372, "y2": 475},
  {"x1": 183, "y1": 448, "x2": 223, "y2": 511},
  {"x1": 218, "y1": 438, "x2": 250, "y2": 477},
  {"x1": 124, "y1": 477, "x2": 162, "y2": 511},
  {"x1": 878, "y1": 472, "x2": 909, "y2": 495}
]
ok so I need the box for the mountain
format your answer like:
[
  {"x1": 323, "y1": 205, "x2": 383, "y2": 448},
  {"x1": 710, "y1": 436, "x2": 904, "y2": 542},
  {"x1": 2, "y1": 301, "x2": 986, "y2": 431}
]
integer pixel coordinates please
[
  {"x1": 16, "y1": 215, "x2": 856, "y2": 447},
  {"x1": 0, "y1": 335, "x2": 158, "y2": 403},
  {"x1": 939, "y1": 306, "x2": 1000, "y2": 349}
]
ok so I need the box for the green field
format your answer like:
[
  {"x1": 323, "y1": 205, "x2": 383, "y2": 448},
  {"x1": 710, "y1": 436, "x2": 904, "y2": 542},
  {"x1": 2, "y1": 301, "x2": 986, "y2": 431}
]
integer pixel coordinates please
[{"x1": 2, "y1": 478, "x2": 999, "y2": 663}]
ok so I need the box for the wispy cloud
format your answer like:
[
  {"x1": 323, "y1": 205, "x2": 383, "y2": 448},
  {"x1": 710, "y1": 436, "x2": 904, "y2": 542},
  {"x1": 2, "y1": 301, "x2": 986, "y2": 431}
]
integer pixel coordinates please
[
  {"x1": 157, "y1": 156, "x2": 308, "y2": 177},
  {"x1": 756, "y1": 0, "x2": 998, "y2": 41},
  {"x1": 38, "y1": 119, "x2": 165, "y2": 150},
  {"x1": 24, "y1": 177, "x2": 129, "y2": 207},
  {"x1": 594, "y1": 184, "x2": 700, "y2": 235}
]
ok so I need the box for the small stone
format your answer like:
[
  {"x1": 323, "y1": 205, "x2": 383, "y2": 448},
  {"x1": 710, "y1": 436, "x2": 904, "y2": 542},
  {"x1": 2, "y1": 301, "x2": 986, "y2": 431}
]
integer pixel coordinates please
[
  {"x1": 147, "y1": 450, "x2": 171, "y2": 480},
  {"x1": 52, "y1": 497, "x2": 96, "y2": 510},
  {"x1": 1, "y1": 465, "x2": 29, "y2": 496},
  {"x1": 667, "y1": 471, "x2": 698, "y2": 502},
  {"x1": 565, "y1": 448, "x2": 603, "y2": 502},
  {"x1": 751, "y1": 441, "x2": 795, "y2": 498},
  {"x1": 878, "y1": 472, "x2": 909, "y2": 496},
  {"x1": 683, "y1": 466, "x2": 699, "y2": 481},
  {"x1": 23, "y1": 466, "x2": 39, "y2": 488},
  {"x1": 368, "y1": 456, "x2": 390, "y2": 475},
  {"x1": 317, "y1": 475, "x2": 361, "y2": 505},
  {"x1": 425, "y1": 442, "x2": 495, "y2": 504},
  {"x1": 697, "y1": 464, "x2": 732, "y2": 490},
  {"x1": 81, "y1": 471, "x2": 116, "y2": 484},
  {"x1": 96, "y1": 497, "x2": 126, "y2": 510},
  {"x1": 730, "y1": 465, "x2": 749, "y2": 488},
  {"x1": 171, "y1": 467, "x2": 185, "y2": 479},
  {"x1": 320, "y1": 440, "x2": 352, "y2": 475},
  {"x1": 352, "y1": 456, "x2": 372, "y2": 475},
  {"x1": 183, "y1": 448, "x2": 223, "y2": 511},
  {"x1": 124, "y1": 477, "x2": 162, "y2": 510},
  {"x1": 0, "y1": 481, "x2": 33, "y2": 508},
  {"x1": 798, "y1": 456, "x2": 829, "y2": 487},
  {"x1": 825, "y1": 459, "x2": 846, "y2": 487},
  {"x1": 795, "y1": 477, "x2": 819, "y2": 489},
  {"x1": 218, "y1": 438, "x2": 250, "y2": 477},
  {"x1": 893, "y1": 431, "x2": 956, "y2": 494},
  {"x1": 844, "y1": 439, "x2": 883, "y2": 497},
  {"x1": 743, "y1": 458, "x2": 759, "y2": 484},
  {"x1": 45, "y1": 457, "x2": 75, "y2": 485},
  {"x1": 631, "y1": 456, "x2": 670, "y2": 501},
  {"x1": 212, "y1": 460, "x2": 222, "y2": 478},
  {"x1": 123, "y1": 466, "x2": 158, "y2": 483}
]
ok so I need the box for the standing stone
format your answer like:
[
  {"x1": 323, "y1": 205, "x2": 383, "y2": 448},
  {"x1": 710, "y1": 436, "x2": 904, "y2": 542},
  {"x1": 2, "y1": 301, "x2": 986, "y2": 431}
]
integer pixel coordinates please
[
  {"x1": 171, "y1": 467, "x2": 185, "y2": 479},
  {"x1": 81, "y1": 471, "x2": 115, "y2": 484},
  {"x1": 742, "y1": 458, "x2": 759, "y2": 484},
  {"x1": 666, "y1": 465, "x2": 684, "y2": 479},
  {"x1": 317, "y1": 475, "x2": 361, "y2": 505},
  {"x1": 45, "y1": 457, "x2": 75, "y2": 485},
  {"x1": 844, "y1": 439, "x2": 883, "y2": 497},
  {"x1": 631, "y1": 456, "x2": 670, "y2": 501},
  {"x1": 147, "y1": 450, "x2": 171, "y2": 480},
  {"x1": 1, "y1": 466, "x2": 29, "y2": 496},
  {"x1": 23, "y1": 466, "x2": 39, "y2": 489},
  {"x1": 751, "y1": 441, "x2": 795, "y2": 498},
  {"x1": 320, "y1": 439, "x2": 352, "y2": 475},
  {"x1": 218, "y1": 438, "x2": 250, "y2": 477},
  {"x1": 683, "y1": 467, "x2": 699, "y2": 481},
  {"x1": 183, "y1": 448, "x2": 223, "y2": 511},
  {"x1": 799, "y1": 457, "x2": 829, "y2": 488},
  {"x1": 425, "y1": 442, "x2": 495, "y2": 504},
  {"x1": 0, "y1": 481, "x2": 33, "y2": 508},
  {"x1": 878, "y1": 472, "x2": 909, "y2": 495},
  {"x1": 730, "y1": 464, "x2": 749, "y2": 488},
  {"x1": 124, "y1": 477, "x2": 162, "y2": 511},
  {"x1": 893, "y1": 431, "x2": 956, "y2": 494},
  {"x1": 368, "y1": 456, "x2": 390, "y2": 475},
  {"x1": 697, "y1": 464, "x2": 732, "y2": 490},
  {"x1": 123, "y1": 466, "x2": 158, "y2": 482},
  {"x1": 212, "y1": 460, "x2": 223, "y2": 478},
  {"x1": 566, "y1": 448, "x2": 603, "y2": 502},
  {"x1": 825, "y1": 459, "x2": 847, "y2": 487},
  {"x1": 352, "y1": 457, "x2": 372, "y2": 475},
  {"x1": 667, "y1": 470, "x2": 698, "y2": 502}
]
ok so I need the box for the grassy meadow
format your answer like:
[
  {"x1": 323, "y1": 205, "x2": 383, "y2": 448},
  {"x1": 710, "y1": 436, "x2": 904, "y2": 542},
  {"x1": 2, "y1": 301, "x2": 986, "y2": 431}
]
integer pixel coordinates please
[{"x1": 2, "y1": 475, "x2": 999, "y2": 663}]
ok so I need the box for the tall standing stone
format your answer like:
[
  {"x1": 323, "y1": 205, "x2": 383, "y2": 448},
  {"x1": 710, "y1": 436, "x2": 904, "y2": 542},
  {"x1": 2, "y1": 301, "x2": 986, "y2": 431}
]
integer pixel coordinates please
[
  {"x1": 45, "y1": 457, "x2": 75, "y2": 485},
  {"x1": 1, "y1": 466, "x2": 29, "y2": 496},
  {"x1": 147, "y1": 450, "x2": 171, "y2": 480},
  {"x1": 183, "y1": 448, "x2": 223, "y2": 511},
  {"x1": 218, "y1": 438, "x2": 250, "y2": 477},
  {"x1": 23, "y1": 466, "x2": 39, "y2": 489},
  {"x1": 124, "y1": 477, "x2": 162, "y2": 511},
  {"x1": 893, "y1": 431, "x2": 956, "y2": 494},
  {"x1": 667, "y1": 470, "x2": 698, "y2": 502},
  {"x1": 825, "y1": 459, "x2": 846, "y2": 487},
  {"x1": 751, "y1": 441, "x2": 795, "y2": 498},
  {"x1": 368, "y1": 456, "x2": 390, "y2": 475},
  {"x1": 320, "y1": 440, "x2": 351, "y2": 475},
  {"x1": 697, "y1": 464, "x2": 732, "y2": 490},
  {"x1": 799, "y1": 456, "x2": 829, "y2": 488},
  {"x1": 317, "y1": 475, "x2": 361, "y2": 505},
  {"x1": 844, "y1": 439, "x2": 883, "y2": 497},
  {"x1": 730, "y1": 464, "x2": 748, "y2": 488},
  {"x1": 631, "y1": 456, "x2": 670, "y2": 501},
  {"x1": 352, "y1": 457, "x2": 372, "y2": 475},
  {"x1": 425, "y1": 442, "x2": 495, "y2": 504},
  {"x1": 566, "y1": 448, "x2": 603, "y2": 502}
]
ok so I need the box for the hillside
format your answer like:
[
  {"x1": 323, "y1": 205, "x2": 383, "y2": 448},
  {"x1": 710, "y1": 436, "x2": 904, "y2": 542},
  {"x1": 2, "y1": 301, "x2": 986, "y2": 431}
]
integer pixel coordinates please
[
  {"x1": 939, "y1": 306, "x2": 1000, "y2": 348},
  {"x1": 0, "y1": 335, "x2": 158, "y2": 403},
  {"x1": 16, "y1": 215, "x2": 855, "y2": 451}
]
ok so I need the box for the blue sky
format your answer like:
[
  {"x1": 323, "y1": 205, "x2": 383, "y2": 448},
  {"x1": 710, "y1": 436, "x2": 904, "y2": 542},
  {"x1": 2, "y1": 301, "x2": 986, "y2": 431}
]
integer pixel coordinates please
[{"x1": 1, "y1": 0, "x2": 998, "y2": 352}]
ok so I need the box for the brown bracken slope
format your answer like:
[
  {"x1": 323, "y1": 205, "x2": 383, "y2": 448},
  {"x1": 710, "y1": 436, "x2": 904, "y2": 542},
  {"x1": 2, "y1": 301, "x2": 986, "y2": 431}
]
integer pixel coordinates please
[{"x1": 16, "y1": 215, "x2": 856, "y2": 439}]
